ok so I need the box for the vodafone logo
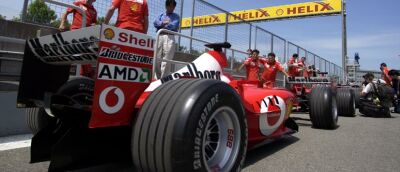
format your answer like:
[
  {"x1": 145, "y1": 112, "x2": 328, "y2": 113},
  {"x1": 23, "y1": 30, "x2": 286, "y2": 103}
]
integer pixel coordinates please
[
  {"x1": 99, "y1": 86, "x2": 125, "y2": 114},
  {"x1": 259, "y1": 95, "x2": 286, "y2": 136}
]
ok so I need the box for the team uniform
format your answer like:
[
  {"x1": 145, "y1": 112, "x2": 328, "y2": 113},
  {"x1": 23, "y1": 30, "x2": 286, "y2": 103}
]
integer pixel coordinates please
[
  {"x1": 288, "y1": 57, "x2": 299, "y2": 77},
  {"x1": 67, "y1": 0, "x2": 97, "y2": 77},
  {"x1": 261, "y1": 61, "x2": 285, "y2": 88},
  {"x1": 112, "y1": 0, "x2": 148, "y2": 33},
  {"x1": 244, "y1": 58, "x2": 265, "y2": 81},
  {"x1": 382, "y1": 67, "x2": 391, "y2": 85},
  {"x1": 298, "y1": 60, "x2": 306, "y2": 77}
]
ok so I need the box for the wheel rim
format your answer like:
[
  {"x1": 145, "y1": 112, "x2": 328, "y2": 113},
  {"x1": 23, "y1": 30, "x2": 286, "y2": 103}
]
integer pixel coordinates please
[{"x1": 202, "y1": 106, "x2": 241, "y2": 171}]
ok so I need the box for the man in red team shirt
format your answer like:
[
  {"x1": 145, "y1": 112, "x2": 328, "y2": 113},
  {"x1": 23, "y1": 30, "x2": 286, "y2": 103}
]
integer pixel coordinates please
[
  {"x1": 104, "y1": 0, "x2": 149, "y2": 34},
  {"x1": 261, "y1": 53, "x2": 290, "y2": 88},
  {"x1": 59, "y1": 0, "x2": 97, "y2": 77},
  {"x1": 380, "y1": 63, "x2": 391, "y2": 85},
  {"x1": 298, "y1": 56, "x2": 307, "y2": 77},
  {"x1": 237, "y1": 49, "x2": 265, "y2": 81},
  {"x1": 287, "y1": 53, "x2": 300, "y2": 77}
]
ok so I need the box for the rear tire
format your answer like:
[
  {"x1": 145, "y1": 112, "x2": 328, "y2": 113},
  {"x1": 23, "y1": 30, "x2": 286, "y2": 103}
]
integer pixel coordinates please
[
  {"x1": 26, "y1": 77, "x2": 94, "y2": 134},
  {"x1": 337, "y1": 88, "x2": 356, "y2": 117},
  {"x1": 26, "y1": 108, "x2": 53, "y2": 134},
  {"x1": 132, "y1": 79, "x2": 247, "y2": 172},
  {"x1": 353, "y1": 88, "x2": 362, "y2": 108},
  {"x1": 309, "y1": 86, "x2": 338, "y2": 129}
]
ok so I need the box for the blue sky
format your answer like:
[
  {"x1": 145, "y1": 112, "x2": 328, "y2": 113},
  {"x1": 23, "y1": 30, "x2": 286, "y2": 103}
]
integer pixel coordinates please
[{"x1": 1, "y1": 0, "x2": 399, "y2": 70}]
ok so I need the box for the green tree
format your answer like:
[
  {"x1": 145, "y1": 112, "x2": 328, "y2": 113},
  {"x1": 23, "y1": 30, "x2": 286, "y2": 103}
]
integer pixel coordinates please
[
  {"x1": 12, "y1": 16, "x2": 21, "y2": 22},
  {"x1": 96, "y1": 16, "x2": 105, "y2": 25},
  {"x1": 51, "y1": 19, "x2": 70, "y2": 29},
  {"x1": 0, "y1": 15, "x2": 5, "y2": 20},
  {"x1": 25, "y1": 0, "x2": 57, "y2": 25}
]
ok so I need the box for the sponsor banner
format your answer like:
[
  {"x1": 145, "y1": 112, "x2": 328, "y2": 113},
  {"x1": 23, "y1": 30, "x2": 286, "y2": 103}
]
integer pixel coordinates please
[
  {"x1": 27, "y1": 25, "x2": 101, "y2": 64},
  {"x1": 90, "y1": 25, "x2": 154, "y2": 128},
  {"x1": 98, "y1": 41, "x2": 154, "y2": 65},
  {"x1": 100, "y1": 24, "x2": 155, "y2": 51},
  {"x1": 288, "y1": 77, "x2": 330, "y2": 83},
  {"x1": 181, "y1": 0, "x2": 342, "y2": 28},
  {"x1": 97, "y1": 63, "x2": 151, "y2": 83}
]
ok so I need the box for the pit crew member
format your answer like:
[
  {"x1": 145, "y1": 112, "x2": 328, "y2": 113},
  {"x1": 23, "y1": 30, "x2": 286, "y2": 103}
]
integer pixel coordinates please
[
  {"x1": 287, "y1": 53, "x2": 300, "y2": 77},
  {"x1": 389, "y1": 69, "x2": 400, "y2": 113},
  {"x1": 261, "y1": 52, "x2": 290, "y2": 88},
  {"x1": 237, "y1": 49, "x2": 265, "y2": 81},
  {"x1": 105, "y1": 0, "x2": 149, "y2": 34},
  {"x1": 59, "y1": 0, "x2": 97, "y2": 77},
  {"x1": 380, "y1": 63, "x2": 391, "y2": 85}
]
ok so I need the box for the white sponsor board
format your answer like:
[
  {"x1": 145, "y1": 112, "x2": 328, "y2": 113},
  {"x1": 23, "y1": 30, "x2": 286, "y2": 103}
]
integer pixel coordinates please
[
  {"x1": 100, "y1": 25, "x2": 155, "y2": 51},
  {"x1": 27, "y1": 25, "x2": 101, "y2": 65},
  {"x1": 97, "y1": 63, "x2": 151, "y2": 83}
]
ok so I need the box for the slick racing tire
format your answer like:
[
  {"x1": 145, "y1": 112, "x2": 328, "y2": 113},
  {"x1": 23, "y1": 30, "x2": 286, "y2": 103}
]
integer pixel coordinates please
[
  {"x1": 309, "y1": 86, "x2": 338, "y2": 129},
  {"x1": 132, "y1": 79, "x2": 247, "y2": 172},
  {"x1": 56, "y1": 77, "x2": 94, "y2": 105},
  {"x1": 353, "y1": 88, "x2": 362, "y2": 108},
  {"x1": 25, "y1": 77, "x2": 94, "y2": 134},
  {"x1": 337, "y1": 88, "x2": 356, "y2": 117},
  {"x1": 26, "y1": 108, "x2": 53, "y2": 134}
]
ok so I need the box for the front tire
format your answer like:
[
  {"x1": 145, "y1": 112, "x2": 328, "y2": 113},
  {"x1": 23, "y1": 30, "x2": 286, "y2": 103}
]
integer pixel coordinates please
[
  {"x1": 309, "y1": 86, "x2": 338, "y2": 129},
  {"x1": 132, "y1": 79, "x2": 247, "y2": 172}
]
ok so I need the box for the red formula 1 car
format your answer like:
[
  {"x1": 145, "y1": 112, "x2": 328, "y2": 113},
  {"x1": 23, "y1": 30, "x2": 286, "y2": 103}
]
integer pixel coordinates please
[
  {"x1": 286, "y1": 74, "x2": 356, "y2": 129},
  {"x1": 17, "y1": 25, "x2": 298, "y2": 172}
]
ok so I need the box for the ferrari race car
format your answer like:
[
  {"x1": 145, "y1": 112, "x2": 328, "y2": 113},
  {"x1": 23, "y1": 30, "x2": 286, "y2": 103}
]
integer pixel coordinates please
[
  {"x1": 286, "y1": 74, "x2": 356, "y2": 128},
  {"x1": 17, "y1": 25, "x2": 299, "y2": 172}
]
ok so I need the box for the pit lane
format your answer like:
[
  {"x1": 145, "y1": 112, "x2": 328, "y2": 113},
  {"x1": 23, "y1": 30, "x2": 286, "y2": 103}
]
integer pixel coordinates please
[{"x1": 1, "y1": 112, "x2": 399, "y2": 172}]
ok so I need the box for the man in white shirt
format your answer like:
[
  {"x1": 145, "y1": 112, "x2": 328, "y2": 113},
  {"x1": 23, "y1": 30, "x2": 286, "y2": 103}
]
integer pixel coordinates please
[{"x1": 361, "y1": 73, "x2": 386, "y2": 97}]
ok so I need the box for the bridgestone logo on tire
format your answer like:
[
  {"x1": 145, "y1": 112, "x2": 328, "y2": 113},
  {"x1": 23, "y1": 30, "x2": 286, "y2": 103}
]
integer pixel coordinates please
[{"x1": 193, "y1": 94, "x2": 219, "y2": 170}]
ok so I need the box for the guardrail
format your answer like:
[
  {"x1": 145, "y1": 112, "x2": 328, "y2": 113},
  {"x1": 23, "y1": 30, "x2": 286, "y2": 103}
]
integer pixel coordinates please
[
  {"x1": 0, "y1": 50, "x2": 23, "y2": 81},
  {"x1": 0, "y1": 36, "x2": 26, "y2": 45}
]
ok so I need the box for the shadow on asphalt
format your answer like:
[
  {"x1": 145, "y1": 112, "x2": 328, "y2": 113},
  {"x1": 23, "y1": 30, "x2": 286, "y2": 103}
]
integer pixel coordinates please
[{"x1": 244, "y1": 136, "x2": 299, "y2": 168}]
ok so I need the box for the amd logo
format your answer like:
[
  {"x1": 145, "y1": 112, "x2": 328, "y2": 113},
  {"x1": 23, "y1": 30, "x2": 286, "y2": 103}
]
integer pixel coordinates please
[{"x1": 98, "y1": 63, "x2": 151, "y2": 83}]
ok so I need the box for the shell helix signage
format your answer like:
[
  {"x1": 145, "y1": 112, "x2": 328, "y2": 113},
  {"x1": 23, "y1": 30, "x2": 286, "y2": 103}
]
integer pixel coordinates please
[{"x1": 181, "y1": 0, "x2": 342, "y2": 28}]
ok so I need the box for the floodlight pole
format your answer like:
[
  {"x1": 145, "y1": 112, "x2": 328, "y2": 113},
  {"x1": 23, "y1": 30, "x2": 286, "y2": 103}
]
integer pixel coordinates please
[{"x1": 341, "y1": 0, "x2": 348, "y2": 84}]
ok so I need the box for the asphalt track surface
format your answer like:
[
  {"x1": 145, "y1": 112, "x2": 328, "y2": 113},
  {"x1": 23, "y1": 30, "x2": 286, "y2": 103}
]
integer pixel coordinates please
[{"x1": 1, "y1": 112, "x2": 400, "y2": 172}]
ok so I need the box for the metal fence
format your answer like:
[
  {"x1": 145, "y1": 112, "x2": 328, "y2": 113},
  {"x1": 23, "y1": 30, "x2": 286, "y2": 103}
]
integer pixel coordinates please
[
  {"x1": 179, "y1": 0, "x2": 345, "y2": 85},
  {"x1": 21, "y1": 0, "x2": 345, "y2": 84}
]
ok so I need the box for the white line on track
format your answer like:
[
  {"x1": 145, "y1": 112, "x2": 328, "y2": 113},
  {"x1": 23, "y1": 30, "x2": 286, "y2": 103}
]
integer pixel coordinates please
[{"x1": 0, "y1": 134, "x2": 32, "y2": 151}]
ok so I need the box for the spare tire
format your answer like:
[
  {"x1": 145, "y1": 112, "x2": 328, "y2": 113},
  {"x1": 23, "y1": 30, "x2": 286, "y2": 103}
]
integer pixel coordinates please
[
  {"x1": 337, "y1": 88, "x2": 356, "y2": 117},
  {"x1": 132, "y1": 79, "x2": 247, "y2": 172},
  {"x1": 309, "y1": 86, "x2": 338, "y2": 129}
]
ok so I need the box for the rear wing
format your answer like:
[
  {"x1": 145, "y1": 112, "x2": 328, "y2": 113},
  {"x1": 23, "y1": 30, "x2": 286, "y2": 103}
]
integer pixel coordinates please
[
  {"x1": 17, "y1": 26, "x2": 101, "y2": 107},
  {"x1": 17, "y1": 24, "x2": 154, "y2": 128}
]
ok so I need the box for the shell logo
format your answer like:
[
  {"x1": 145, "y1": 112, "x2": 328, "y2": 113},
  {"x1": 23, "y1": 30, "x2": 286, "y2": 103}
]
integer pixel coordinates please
[{"x1": 103, "y1": 28, "x2": 115, "y2": 40}]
